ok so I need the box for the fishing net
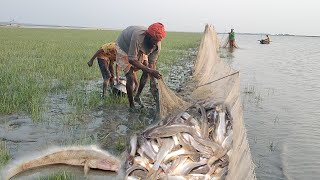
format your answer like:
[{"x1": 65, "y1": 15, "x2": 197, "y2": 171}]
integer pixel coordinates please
[
  {"x1": 157, "y1": 24, "x2": 236, "y2": 118},
  {"x1": 157, "y1": 79, "x2": 191, "y2": 119},
  {"x1": 156, "y1": 24, "x2": 256, "y2": 180}
]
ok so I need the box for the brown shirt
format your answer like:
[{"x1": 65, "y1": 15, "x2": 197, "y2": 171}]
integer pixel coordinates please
[
  {"x1": 97, "y1": 43, "x2": 116, "y2": 62},
  {"x1": 117, "y1": 26, "x2": 161, "y2": 64}
]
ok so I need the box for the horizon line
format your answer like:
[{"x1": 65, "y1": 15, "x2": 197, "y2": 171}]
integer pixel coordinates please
[{"x1": 0, "y1": 21, "x2": 319, "y2": 37}]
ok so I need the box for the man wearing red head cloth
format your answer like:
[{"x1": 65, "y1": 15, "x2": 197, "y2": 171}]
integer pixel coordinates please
[{"x1": 115, "y1": 22, "x2": 166, "y2": 111}]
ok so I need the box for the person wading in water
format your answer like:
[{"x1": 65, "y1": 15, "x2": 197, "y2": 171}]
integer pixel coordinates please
[{"x1": 228, "y1": 29, "x2": 237, "y2": 48}]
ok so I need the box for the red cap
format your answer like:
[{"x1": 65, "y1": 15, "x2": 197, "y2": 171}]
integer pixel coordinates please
[{"x1": 146, "y1": 22, "x2": 166, "y2": 41}]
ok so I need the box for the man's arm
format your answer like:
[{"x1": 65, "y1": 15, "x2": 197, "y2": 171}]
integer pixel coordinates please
[
  {"x1": 115, "y1": 64, "x2": 120, "y2": 83},
  {"x1": 129, "y1": 60, "x2": 161, "y2": 79},
  {"x1": 148, "y1": 62, "x2": 156, "y2": 70},
  {"x1": 148, "y1": 63, "x2": 161, "y2": 78},
  {"x1": 126, "y1": 32, "x2": 162, "y2": 79},
  {"x1": 87, "y1": 49, "x2": 104, "y2": 67}
]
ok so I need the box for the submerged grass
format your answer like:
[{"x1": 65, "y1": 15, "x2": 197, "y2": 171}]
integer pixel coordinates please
[
  {"x1": 0, "y1": 28, "x2": 201, "y2": 121},
  {"x1": 0, "y1": 141, "x2": 10, "y2": 167},
  {"x1": 38, "y1": 171, "x2": 75, "y2": 180}
]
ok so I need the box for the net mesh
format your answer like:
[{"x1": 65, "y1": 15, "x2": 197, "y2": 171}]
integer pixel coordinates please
[
  {"x1": 158, "y1": 79, "x2": 191, "y2": 119},
  {"x1": 157, "y1": 24, "x2": 256, "y2": 180}
]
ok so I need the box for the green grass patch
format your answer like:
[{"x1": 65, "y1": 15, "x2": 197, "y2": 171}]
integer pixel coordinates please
[
  {"x1": 0, "y1": 141, "x2": 11, "y2": 167},
  {"x1": 0, "y1": 27, "x2": 201, "y2": 121},
  {"x1": 38, "y1": 171, "x2": 76, "y2": 180}
]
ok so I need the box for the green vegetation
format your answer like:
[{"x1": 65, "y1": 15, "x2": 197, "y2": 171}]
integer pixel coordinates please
[
  {"x1": 38, "y1": 171, "x2": 75, "y2": 180},
  {"x1": 0, "y1": 141, "x2": 10, "y2": 167},
  {"x1": 115, "y1": 136, "x2": 126, "y2": 152},
  {"x1": 0, "y1": 27, "x2": 201, "y2": 121}
]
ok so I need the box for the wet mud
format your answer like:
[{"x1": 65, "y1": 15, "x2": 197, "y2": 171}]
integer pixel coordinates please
[{"x1": 0, "y1": 48, "x2": 198, "y2": 178}]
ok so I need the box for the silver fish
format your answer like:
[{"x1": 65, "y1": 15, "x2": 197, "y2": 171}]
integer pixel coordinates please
[
  {"x1": 159, "y1": 175, "x2": 187, "y2": 180},
  {"x1": 125, "y1": 164, "x2": 147, "y2": 179},
  {"x1": 222, "y1": 131, "x2": 233, "y2": 151},
  {"x1": 168, "y1": 156, "x2": 188, "y2": 174},
  {"x1": 176, "y1": 133, "x2": 197, "y2": 153},
  {"x1": 190, "y1": 164, "x2": 210, "y2": 174},
  {"x1": 150, "y1": 140, "x2": 159, "y2": 153},
  {"x1": 152, "y1": 138, "x2": 175, "y2": 171},
  {"x1": 138, "y1": 136, "x2": 157, "y2": 162},
  {"x1": 193, "y1": 135, "x2": 222, "y2": 153},
  {"x1": 163, "y1": 148, "x2": 199, "y2": 163},
  {"x1": 127, "y1": 176, "x2": 142, "y2": 180},
  {"x1": 216, "y1": 111, "x2": 226, "y2": 144},
  {"x1": 171, "y1": 159, "x2": 207, "y2": 176},
  {"x1": 133, "y1": 156, "x2": 152, "y2": 171},
  {"x1": 144, "y1": 124, "x2": 199, "y2": 139},
  {"x1": 196, "y1": 104, "x2": 209, "y2": 139},
  {"x1": 130, "y1": 134, "x2": 138, "y2": 157},
  {"x1": 189, "y1": 135, "x2": 213, "y2": 155},
  {"x1": 127, "y1": 134, "x2": 138, "y2": 167},
  {"x1": 181, "y1": 112, "x2": 191, "y2": 120}
]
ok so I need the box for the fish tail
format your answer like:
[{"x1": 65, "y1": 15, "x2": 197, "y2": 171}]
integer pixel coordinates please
[
  {"x1": 146, "y1": 168, "x2": 160, "y2": 180},
  {"x1": 5, "y1": 162, "x2": 27, "y2": 180},
  {"x1": 4, "y1": 155, "x2": 55, "y2": 179}
]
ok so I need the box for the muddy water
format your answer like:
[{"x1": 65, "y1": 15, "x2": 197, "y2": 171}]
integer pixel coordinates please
[
  {"x1": 0, "y1": 49, "x2": 197, "y2": 179},
  {"x1": 0, "y1": 89, "x2": 158, "y2": 179},
  {"x1": 220, "y1": 34, "x2": 320, "y2": 180}
]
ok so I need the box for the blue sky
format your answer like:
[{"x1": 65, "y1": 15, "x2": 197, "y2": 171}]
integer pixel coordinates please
[{"x1": 1, "y1": 0, "x2": 319, "y2": 36}]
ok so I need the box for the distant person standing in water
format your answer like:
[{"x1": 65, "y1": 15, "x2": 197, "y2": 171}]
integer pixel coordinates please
[
  {"x1": 115, "y1": 22, "x2": 166, "y2": 112},
  {"x1": 265, "y1": 35, "x2": 271, "y2": 42},
  {"x1": 228, "y1": 29, "x2": 237, "y2": 48}
]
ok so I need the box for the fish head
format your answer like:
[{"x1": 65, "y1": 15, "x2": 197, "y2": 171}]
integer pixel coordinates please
[{"x1": 90, "y1": 158, "x2": 121, "y2": 172}]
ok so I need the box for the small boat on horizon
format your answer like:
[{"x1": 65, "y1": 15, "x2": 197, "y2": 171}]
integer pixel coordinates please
[{"x1": 259, "y1": 39, "x2": 270, "y2": 44}]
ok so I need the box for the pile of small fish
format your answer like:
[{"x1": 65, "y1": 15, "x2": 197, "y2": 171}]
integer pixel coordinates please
[{"x1": 125, "y1": 100, "x2": 233, "y2": 180}]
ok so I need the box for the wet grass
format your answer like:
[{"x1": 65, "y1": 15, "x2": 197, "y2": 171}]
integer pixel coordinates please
[
  {"x1": 0, "y1": 27, "x2": 201, "y2": 121},
  {"x1": 67, "y1": 88, "x2": 127, "y2": 112},
  {"x1": 115, "y1": 136, "x2": 127, "y2": 152},
  {"x1": 0, "y1": 141, "x2": 10, "y2": 167},
  {"x1": 61, "y1": 130, "x2": 99, "y2": 146},
  {"x1": 38, "y1": 171, "x2": 75, "y2": 180}
]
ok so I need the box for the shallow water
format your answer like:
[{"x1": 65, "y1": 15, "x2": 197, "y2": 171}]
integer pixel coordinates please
[{"x1": 220, "y1": 34, "x2": 320, "y2": 180}]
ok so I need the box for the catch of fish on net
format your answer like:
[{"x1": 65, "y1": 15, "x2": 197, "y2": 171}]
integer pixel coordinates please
[{"x1": 125, "y1": 100, "x2": 233, "y2": 180}]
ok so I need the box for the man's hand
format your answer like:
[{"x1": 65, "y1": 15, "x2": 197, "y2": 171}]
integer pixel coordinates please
[
  {"x1": 87, "y1": 60, "x2": 93, "y2": 67},
  {"x1": 116, "y1": 76, "x2": 120, "y2": 84},
  {"x1": 150, "y1": 69, "x2": 162, "y2": 79}
]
